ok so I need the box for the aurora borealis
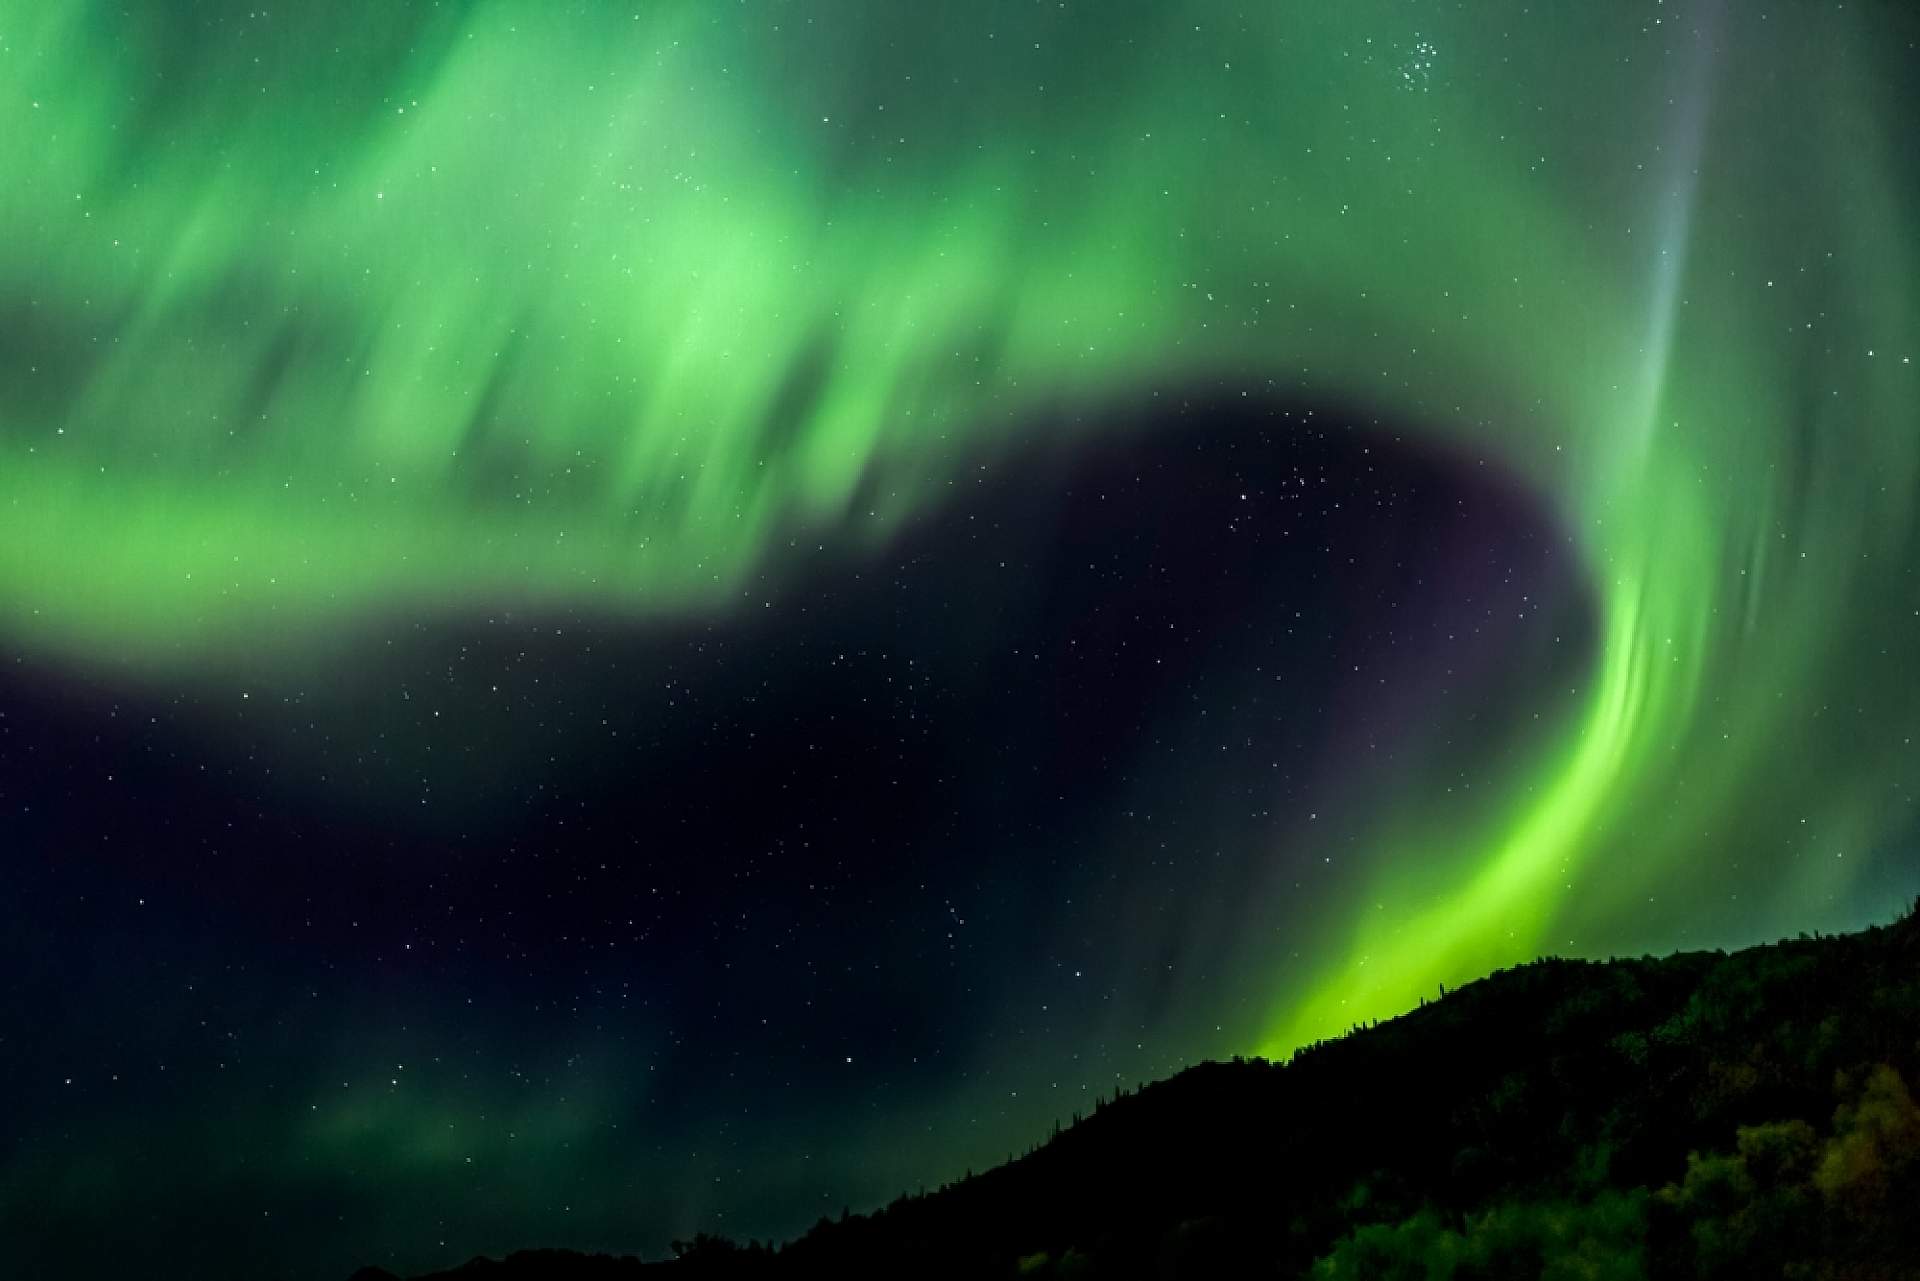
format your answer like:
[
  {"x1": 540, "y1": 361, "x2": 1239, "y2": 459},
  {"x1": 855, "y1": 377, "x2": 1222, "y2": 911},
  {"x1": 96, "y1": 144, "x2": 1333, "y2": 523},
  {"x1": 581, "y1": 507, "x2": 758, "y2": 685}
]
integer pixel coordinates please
[{"x1": 4, "y1": 0, "x2": 1919, "y2": 1276}]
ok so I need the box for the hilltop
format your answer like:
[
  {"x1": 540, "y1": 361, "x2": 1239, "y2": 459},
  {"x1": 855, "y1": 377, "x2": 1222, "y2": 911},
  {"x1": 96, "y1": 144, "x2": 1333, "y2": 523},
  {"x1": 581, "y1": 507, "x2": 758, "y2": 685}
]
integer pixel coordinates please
[{"x1": 356, "y1": 905, "x2": 1920, "y2": 1279}]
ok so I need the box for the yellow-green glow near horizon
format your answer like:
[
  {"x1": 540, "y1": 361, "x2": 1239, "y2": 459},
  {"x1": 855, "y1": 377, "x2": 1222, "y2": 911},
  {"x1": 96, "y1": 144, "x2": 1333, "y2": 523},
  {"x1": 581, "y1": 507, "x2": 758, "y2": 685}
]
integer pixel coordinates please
[{"x1": 5, "y1": 0, "x2": 1918, "y2": 1055}]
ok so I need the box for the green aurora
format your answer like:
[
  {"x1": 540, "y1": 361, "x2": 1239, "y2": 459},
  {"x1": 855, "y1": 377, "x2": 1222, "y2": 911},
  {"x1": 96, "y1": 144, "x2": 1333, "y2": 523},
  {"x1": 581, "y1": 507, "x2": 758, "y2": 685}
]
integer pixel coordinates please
[{"x1": 5, "y1": 0, "x2": 1918, "y2": 1062}]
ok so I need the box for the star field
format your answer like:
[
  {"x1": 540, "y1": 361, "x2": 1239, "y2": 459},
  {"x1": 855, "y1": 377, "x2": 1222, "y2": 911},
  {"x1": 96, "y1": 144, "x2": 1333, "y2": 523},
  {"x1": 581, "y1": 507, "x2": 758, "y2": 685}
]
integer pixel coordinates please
[{"x1": 3, "y1": 2, "x2": 1919, "y2": 1277}]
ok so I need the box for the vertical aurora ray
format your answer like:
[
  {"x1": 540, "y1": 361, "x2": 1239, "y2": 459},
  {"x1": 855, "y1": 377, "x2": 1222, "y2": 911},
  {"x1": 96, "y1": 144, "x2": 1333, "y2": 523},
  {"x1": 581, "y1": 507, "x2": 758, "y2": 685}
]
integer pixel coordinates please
[
  {"x1": 4, "y1": 0, "x2": 1918, "y2": 1064},
  {"x1": 1263, "y1": 9, "x2": 1731, "y2": 1050}
]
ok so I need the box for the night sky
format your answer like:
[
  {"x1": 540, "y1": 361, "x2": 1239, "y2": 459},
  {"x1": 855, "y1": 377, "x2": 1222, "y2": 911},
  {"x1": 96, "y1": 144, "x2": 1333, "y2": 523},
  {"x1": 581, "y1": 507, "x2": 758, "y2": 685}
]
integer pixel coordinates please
[{"x1": 4, "y1": 2, "x2": 1919, "y2": 1278}]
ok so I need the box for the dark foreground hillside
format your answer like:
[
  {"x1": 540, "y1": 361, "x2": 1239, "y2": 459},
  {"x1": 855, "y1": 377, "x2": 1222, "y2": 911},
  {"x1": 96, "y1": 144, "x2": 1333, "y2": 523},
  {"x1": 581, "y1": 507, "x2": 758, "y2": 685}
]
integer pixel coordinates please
[{"x1": 357, "y1": 906, "x2": 1920, "y2": 1280}]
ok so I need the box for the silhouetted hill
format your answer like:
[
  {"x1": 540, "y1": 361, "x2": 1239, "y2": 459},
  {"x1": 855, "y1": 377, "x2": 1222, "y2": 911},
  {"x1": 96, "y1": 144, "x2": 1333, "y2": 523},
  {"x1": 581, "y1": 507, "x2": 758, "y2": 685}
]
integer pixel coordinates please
[{"x1": 359, "y1": 905, "x2": 1920, "y2": 1279}]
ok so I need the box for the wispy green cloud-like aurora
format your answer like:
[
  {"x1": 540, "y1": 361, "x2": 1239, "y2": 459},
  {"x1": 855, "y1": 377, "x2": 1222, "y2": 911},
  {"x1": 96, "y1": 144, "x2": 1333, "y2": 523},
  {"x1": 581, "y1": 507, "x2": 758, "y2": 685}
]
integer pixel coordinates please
[{"x1": 5, "y1": 0, "x2": 1917, "y2": 1053}]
